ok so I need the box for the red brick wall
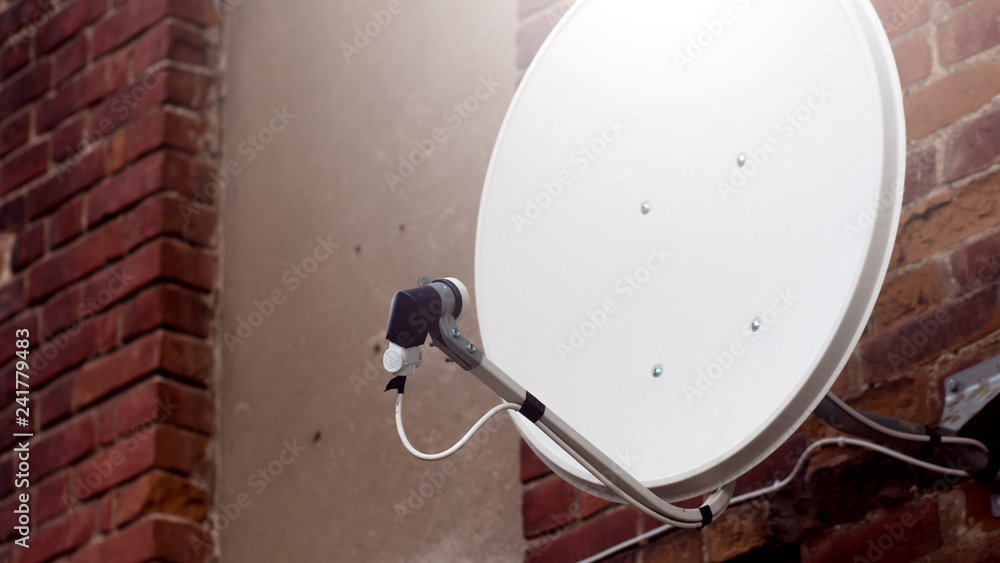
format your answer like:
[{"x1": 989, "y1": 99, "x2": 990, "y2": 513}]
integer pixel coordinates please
[
  {"x1": 0, "y1": 0, "x2": 220, "y2": 561},
  {"x1": 517, "y1": 1, "x2": 1000, "y2": 561}
]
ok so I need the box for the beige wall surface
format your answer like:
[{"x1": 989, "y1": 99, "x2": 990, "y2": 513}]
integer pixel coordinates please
[{"x1": 217, "y1": 1, "x2": 523, "y2": 561}]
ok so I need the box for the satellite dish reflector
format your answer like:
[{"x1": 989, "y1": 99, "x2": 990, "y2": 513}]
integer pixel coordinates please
[{"x1": 475, "y1": 0, "x2": 904, "y2": 501}]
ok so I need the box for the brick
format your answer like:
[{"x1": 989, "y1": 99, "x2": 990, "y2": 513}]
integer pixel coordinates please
[
  {"x1": 0, "y1": 195, "x2": 25, "y2": 231},
  {"x1": 38, "y1": 62, "x2": 109, "y2": 132},
  {"x1": 115, "y1": 470, "x2": 207, "y2": 526},
  {"x1": 860, "y1": 285, "x2": 1000, "y2": 380},
  {"x1": 0, "y1": 452, "x2": 12, "y2": 499},
  {"x1": 28, "y1": 228, "x2": 107, "y2": 302},
  {"x1": 48, "y1": 195, "x2": 85, "y2": 249},
  {"x1": 524, "y1": 475, "x2": 575, "y2": 537},
  {"x1": 0, "y1": 40, "x2": 30, "y2": 79},
  {"x1": 36, "y1": 0, "x2": 105, "y2": 54},
  {"x1": 70, "y1": 517, "x2": 211, "y2": 563},
  {"x1": 734, "y1": 433, "x2": 808, "y2": 497},
  {"x1": 93, "y1": 0, "x2": 169, "y2": 57},
  {"x1": 12, "y1": 220, "x2": 43, "y2": 270},
  {"x1": 133, "y1": 19, "x2": 211, "y2": 73},
  {"x1": 73, "y1": 425, "x2": 208, "y2": 500},
  {"x1": 938, "y1": 0, "x2": 1000, "y2": 64},
  {"x1": 0, "y1": 1, "x2": 48, "y2": 40},
  {"x1": 42, "y1": 285, "x2": 85, "y2": 336},
  {"x1": 167, "y1": 0, "x2": 219, "y2": 26},
  {"x1": 99, "y1": 491, "x2": 111, "y2": 532},
  {"x1": 117, "y1": 377, "x2": 214, "y2": 435},
  {"x1": 107, "y1": 46, "x2": 130, "y2": 91},
  {"x1": 874, "y1": 263, "x2": 941, "y2": 331},
  {"x1": 97, "y1": 401, "x2": 115, "y2": 445},
  {"x1": 0, "y1": 278, "x2": 24, "y2": 323},
  {"x1": 945, "y1": 108, "x2": 1000, "y2": 181},
  {"x1": 644, "y1": 529, "x2": 702, "y2": 563},
  {"x1": 109, "y1": 132, "x2": 127, "y2": 171},
  {"x1": 703, "y1": 500, "x2": 769, "y2": 562},
  {"x1": 123, "y1": 194, "x2": 216, "y2": 251},
  {"x1": 52, "y1": 33, "x2": 88, "y2": 85},
  {"x1": 0, "y1": 109, "x2": 29, "y2": 157},
  {"x1": 29, "y1": 320, "x2": 101, "y2": 385},
  {"x1": 527, "y1": 506, "x2": 637, "y2": 563},
  {"x1": 34, "y1": 415, "x2": 95, "y2": 480},
  {"x1": 0, "y1": 141, "x2": 48, "y2": 196},
  {"x1": 802, "y1": 504, "x2": 941, "y2": 563},
  {"x1": 39, "y1": 372, "x2": 75, "y2": 428},
  {"x1": 891, "y1": 171, "x2": 1000, "y2": 267},
  {"x1": 35, "y1": 471, "x2": 71, "y2": 523},
  {"x1": 19, "y1": 505, "x2": 95, "y2": 563},
  {"x1": 893, "y1": 35, "x2": 932, "y2": 87},
  {"x1": 962, "y1": 482, "x2": 1000, "y2": 533},
  {"x1": 165, "y1": 67, "x2": 213, "y2": 109},
  {"x1": 116, "y1": 237, "x2": 217, "y2": 293},
  {"x1": 29, "y1": 149, "x2": 106, "y2": 218},
  {"x1": 86, "y1": 151, "x2": 163, "y2": 224},
  {"x1": 522, "y1": 438, "x2": 552, "y2": 482},
  {"x1": 0, "y1": 62, "x2": 49, "y2": 120},
  {"x1": 872, "y1": 0, "x2": 930, "y2": 38},
  {"x1": 122, "y1": 283, "x2": 213, "y2": 339},
  {"x1": 91, "y1": 69, "x2": 169, "y2": 135},
  {"x1": 579, "y1": 491, "x2": 611, "y2": 519},
  {"x1": 904, "y1": 62, "x2": 1000, "y2": 140},
  {"x1": 76, "y1": 330, "x2": 213, "y2": 407},
  {"x1": 52, "y1": 116, "x2": 87, "y2": 162},
  {"x1": 952, "y1": 231, "x2": 1000, "y2": 289}
]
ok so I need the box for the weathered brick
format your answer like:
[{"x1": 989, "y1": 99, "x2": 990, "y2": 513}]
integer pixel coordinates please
[
  {"x1": 872, "y1": 0, "x2": 930, "y2": 38},
  {"x1": 893, "y1": 35, "x2": 932, "y2": 87},
  {"x1": 36, "y1": 0, "x2": 105, "y2": 54},
  {"x1": 952, "y1": 230, "x2": 1000, "y2": 290},
  {"x1": 938, "y1": 0, "x2": 1000, "y2": 64},
  {"x1": 115, "y1": 237, "x2": 217, "y2": 293},
  {"x1": 29, "y1": 320, "x2": 101, "y2": 386},
  {"x1": 527, "y1": 507, "x2": 637, "y2": 563},
  {"x1": 133, "y1": 19, "x2": 212, "y2": 73},
  {"x1": 0, "y1": 278, "x2": 24, "y2": 323},
  {"x1": 122, "y1": 283, "x2": 213, "y2": 339},
  {"x1": 117, "y1": 377, "x2": 214, "y2": 435},
  {"x1": 0, "y1": 452, "x2": 12, "y2": 499},
  {"x1": 39, "y1": 372, "x2": 75, "y2": 428},
  {"x1": 123, "y1": 194, "x2": 216, "y2": 251},
  {"x1": 644, "y1": 530, "x2": 702, "y2": 563},
  {"x1": 28, "y1": 228, "x2": 107, "y2": 302},
  {"x1": 29, "y1": 149, "x2": 106, "y2": 218},
  {"x1": 125, "y1": 109, "x2": 207, "y2": 163},
  {"x1": 34, "y1": 471, "x2": 71, "y2": 523},
  {"x1": 0, "y1": 109, "x2": 29, "y2": 157},
  {"x1": 34, "y1": 415, "x2": 95, "y2": 480},
  {"x1": 904, "y1": 62, "x2": 1000, "y2": 140},
  {"x1": 0, "y1": 39, "x2": 30, "y2": 79},
  {"x1": 945, "y1": 108, "x2": 1000, "y2": 181},
  {"x1": 0, "y1": 62, "x2": 50, "y2": 120},
  {"x1": 92, "y1": 0, "x2": 169, "y2": 57},
  {"x1": 107, "y1": 46, "x2": 130, "y2": 91},
  {"x1": 52, "y1": 116, "x2": 87, "y2": 162},
  {"x1": 91, "y1": 69, "x2": 169, "y2": 135},
  {"x1": 802, "y1": 504, "x2": 941, "y2": 563},
  {"x1": 861, "y1": 286, "x2": 1000, "y2": 380},
  {"x1": 524, "y1": 475, "x2": 574, "y2": 538},
  {"x1": 76, "y1": 330, "x2": 213, "y2": 407},
  {"x1": 20, "y1": 505, "x2": 95, "y2": 563},
  {"x1": 0, "y1": 195, "x2": 25, "y2": 231},
  {"x1": 48, "y1": 195, "x2": 85, "y2": 248},
  {"x1": 115, "y1": 470, "x2": 207, "y2": 526},
  {"x1": 891, "y1": 171, "x2": 1000, "y2": 267},
  {"x1": 52, "y1": 33, "x2": 88, "y2": 85},
  {"x1": 0, "y1": 1, "x2": 48, "y2": 40},
  {"x1": 703, "y1": 500, "x2": 769, "y2": 562},
  {"x1": 12, "y1": 220, "x2": 44, "y2": 271},
  {"x1": 70, "y1": 517, "x2": 211, "y2": 563},
  {"x1": 38, "y1": 62, "x2": 109, "y2": 132},
  {"x1": 874, "y1": 263, "x2": 941, "y2": 331},
  {"x1": 86, "y1": 151, "x2": 163, "y2": 224},
  {"x1": 0, "y1": 141, "x2": 49, "y2": 196}
]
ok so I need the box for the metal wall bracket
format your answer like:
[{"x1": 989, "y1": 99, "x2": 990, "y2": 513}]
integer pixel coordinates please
[
  {"x1": 992, "y1": 494, "x2": 1000, "y2": 519},
  {"x1": 940, "y1": 354, "x2": 1000, "y2": 434}
]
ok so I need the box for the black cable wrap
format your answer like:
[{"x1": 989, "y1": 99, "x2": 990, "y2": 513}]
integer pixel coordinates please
[
  {"x1": 385, "y1": 376, "x2": 407, "y2": 394},
  {"x1": 698, "y1": 505, "x2": 713, "y2": 528},
  {"x1": 520, "y1": 392, "x2": 545, "y2": 423},
  {"x1": 918, "y1": 426, "x2": 942, "y2": 457}
]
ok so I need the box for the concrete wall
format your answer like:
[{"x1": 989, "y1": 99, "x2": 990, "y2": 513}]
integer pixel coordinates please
[{"x1": 217, "y1": 1, "x2": 524, "y2": 561}]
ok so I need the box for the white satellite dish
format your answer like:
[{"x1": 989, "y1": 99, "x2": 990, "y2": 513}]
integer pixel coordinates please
[
  {"x1": 382, "y1": 0, "x2": 939, "y2": 531},
  {"x1": 475, "y1": 0, "x2": 903, "y2": 502}
]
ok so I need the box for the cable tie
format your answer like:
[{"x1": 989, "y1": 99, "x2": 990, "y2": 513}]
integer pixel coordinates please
[
  {"x1": 384, "y1": 376, "x2": 407, "y2": 394},
  {"x1": 697, "y1": 505, "x2": 713, "y2": 529}
]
